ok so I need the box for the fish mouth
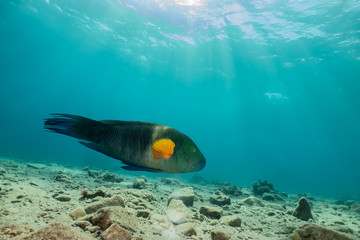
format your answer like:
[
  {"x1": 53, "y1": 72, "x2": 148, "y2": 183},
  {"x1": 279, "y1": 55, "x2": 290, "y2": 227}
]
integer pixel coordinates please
[{"x1": 198, "y1": 157, "x2": 206, "y2": 171}]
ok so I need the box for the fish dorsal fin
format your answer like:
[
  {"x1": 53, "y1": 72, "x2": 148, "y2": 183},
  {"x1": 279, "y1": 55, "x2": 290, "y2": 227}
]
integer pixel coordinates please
[{"x1": 152, "y1": 139, "x2": 175, "y2": 159}]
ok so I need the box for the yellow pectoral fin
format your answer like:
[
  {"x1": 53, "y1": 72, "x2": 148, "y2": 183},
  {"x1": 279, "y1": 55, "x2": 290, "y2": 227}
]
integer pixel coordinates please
[{"x1": 152, "y1": 138, "x2": 175, "y2": 159}]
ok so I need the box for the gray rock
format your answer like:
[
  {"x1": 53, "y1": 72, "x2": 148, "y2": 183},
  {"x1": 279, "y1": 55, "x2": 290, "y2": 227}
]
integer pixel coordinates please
[
  {"x1": 137, "y1": 210, "x2": 150, "y2": 218},
  {"x1": 262, "y1": 193, "x2": 276, "y2": 201},
  {"x1": 220, "y1": 215, "x2": 242, "y2": 227},
  {"x1": 55, "y1": 174, "x2": 72, "y2": 183},
  {"x1": 350, "y1": 202, "x2": 360, "y2": 214},
  {"x1": 0, "y1": 167, "x2": 7, "y2": 175},
  {"x1": 54, "y1": 195, "x2": 71, "y2": 202},
  {"x1": 199, "y1": 206, "x2": 223, "y2": 219},
  {"x1": 211, "y1": 226, "x2": 233, "y2": 240},
  {"x1": 85, "y1": 195, "x2": 125, "y2": 214},
  {"x1": 210, "y1": 190, "x2": 231, "y2": 206},
  {"x1": 168, "y1": 187, "x2": 195, "y2": 207},
  {"x1": 102, "y1": 173, "x2": 116, "y2": 182},
  {"x1": 293, "y1": 197, "x2": 313, "y2": 221},
  {"x1": 293, "y1": 224, "x2": 357, "y2": 240},
  {"x1": 175, "y1": 223, "x2": 197, "y2": 236},
  {"x1": 133, "y1": 178, "x2": 146, "y2": 189},
  {"x1": 91, "y1": 206, "x2": 138, "y2": 232},
  {"x1": 239, "y1": 197, "x2": 265, "y2": 207},
  {"x1": 161, "y1": 177, "x2": 181, "y2": 185},
  {"x1": 70, "y1": 207, "x2": 86, "y2": 219},
  {"x1": 101, "y1": 224, "x2": 131, "y2": 240},
  {"x1": 82, "y1": 189, "x2": 106, "y2": 199},
  {"x1": 88, "y1": 170, "x2": 100, "y2": 178},
  {"x1": 221, "y1": 185, "x2": 242, "y2": 196},
  {"x1": 22, "y1": 222, "x2": 92, "y2": 240},
  {"x1": 167, "y1": 199, "x2": 190, "y2": 225}
]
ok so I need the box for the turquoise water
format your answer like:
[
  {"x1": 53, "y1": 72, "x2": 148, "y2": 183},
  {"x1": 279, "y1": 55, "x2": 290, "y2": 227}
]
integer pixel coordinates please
[{"x1": 0, "y1": 0, "x2": 359, "y2": 199}]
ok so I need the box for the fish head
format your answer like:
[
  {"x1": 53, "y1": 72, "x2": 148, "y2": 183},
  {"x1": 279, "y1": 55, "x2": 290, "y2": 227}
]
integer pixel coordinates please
[{"x1": 173, "y1": 134, "x2": 206, "y2": 173}]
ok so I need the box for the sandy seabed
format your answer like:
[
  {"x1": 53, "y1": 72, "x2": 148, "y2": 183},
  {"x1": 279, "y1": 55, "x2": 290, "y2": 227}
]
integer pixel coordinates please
[{"x1": 0, "y1": 158, "x2": 359, "y2": 240}]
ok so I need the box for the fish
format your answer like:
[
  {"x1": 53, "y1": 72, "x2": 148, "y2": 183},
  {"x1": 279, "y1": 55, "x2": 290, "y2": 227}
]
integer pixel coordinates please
[{"x1": 44, "y1": 114, "x2": 206, "y2": 173}]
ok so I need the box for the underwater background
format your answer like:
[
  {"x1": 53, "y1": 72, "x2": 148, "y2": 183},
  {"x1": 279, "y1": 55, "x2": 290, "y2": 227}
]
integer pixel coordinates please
[{"x1": 0, "y1": 0, "x2": 359, "y2": 199}]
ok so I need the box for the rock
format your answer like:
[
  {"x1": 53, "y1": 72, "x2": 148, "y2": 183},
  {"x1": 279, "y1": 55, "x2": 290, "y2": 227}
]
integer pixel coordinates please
[
  {"x1": 252, "y1": 180, "x2": 274, "y2": 196},
  {"x1": 137, "y1": 210, "x2": 150, "y2": 218},
  {"x1": 211, "y1": 226, "x2": 233, "y2": 240},
  {"x1": 54, "y1": 195, "x2": 71, "y2": 202},
  {"x1": 22, "y1": 222, "x2": 92, "y2": 240},
  {"x1": 350, "y1": 202, "x2": 360, "y2": 214},
  {"x1": 293, "y1": 197, "x2": 313, "y2": 221},
  {"x1": 82, "y1": 189, "x2": 106, "y2": 199},
  {"x1": 0, "y1": 167, "x2": 7, "y2": 175},
  {"x1": 266, "y1": 203, "x2": 286, "y2": 211},
  {"x1": 103, "y1": 173, "x2": 116, "y2": 182},
  {"x1": 85, "y1": 195, "x2": 125, "y2": 214},
  {"x1": 239, "y1": 197, "x2": 265, "y2": 207},
  {"x1": 70, "y1": 207, "x2": 86, "y2": 219},
  {"x1": 55, "y1": 174, "x2": 72, "y2": 183},
  {"x1": 168, "y1": 187, "x2": 195, "y2": 207},
  {"x1": 88, "y1": 170, "x2": 100, "y2": 178},
  {"x1": 101, "y1": 224, "x2": 131, "y2": 240},
  {"x1": 210, "y1": 190, "x2": 231, "y2": 206},
  {"x1": 175, "y1": 223, "x2": 196, "y2": 236},
  {"x1": 292, "y1": 224, "x2": 357, "y2": 240},
  {"x1": 199, "y1": 206, "x2": 223, "y2": 219},
  {"x1": 90, "y1": 206, "x2": 138, "y2": 232},
  {"x1": 167, "y1": 199, "x2": 190, "y2": 225},
  {"x1": 220, "y1": 215, "x2": 242, "y2": 227},
  {"x1": 221, "y1": 185, "x2": 242, "y2": 196},
  {"x1": 27, "y1": 163, "x2": 47, "y2": 169},
  {"x1": 161, "y1": 177, "x2": 181, "y2": 185},
  {"x1": 262, "y1": 192, "x2": 275, "y2": 201},
  {"x1": 133, "y1": 178, "x2": 146, "y2": 189}
]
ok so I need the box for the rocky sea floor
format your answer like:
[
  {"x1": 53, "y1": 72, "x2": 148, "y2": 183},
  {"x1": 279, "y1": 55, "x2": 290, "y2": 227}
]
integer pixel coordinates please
[{"x1": 0, "y1": 158, "x2": 360, "y2": 240}]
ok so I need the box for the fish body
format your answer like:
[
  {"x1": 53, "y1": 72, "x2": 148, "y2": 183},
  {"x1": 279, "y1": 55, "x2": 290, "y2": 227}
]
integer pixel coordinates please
[{"x1": 44, "y1": 114, "x2": 206, "y2": 173}]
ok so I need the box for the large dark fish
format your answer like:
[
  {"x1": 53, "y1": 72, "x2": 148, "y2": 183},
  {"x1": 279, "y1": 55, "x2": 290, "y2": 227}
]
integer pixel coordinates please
[{"x1": 44, "y1": 114, "x2": 206, "y2": 173}]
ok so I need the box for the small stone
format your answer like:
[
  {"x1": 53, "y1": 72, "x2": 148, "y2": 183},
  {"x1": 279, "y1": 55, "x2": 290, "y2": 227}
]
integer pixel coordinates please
[
  {"x1": 175, "y1": 222, "x2": 197, "y2": 236},
  {"x1": 293, "y1": 197, "x2": 313, "y2": 221},
  {"x1": 137, "y1": 210, "x2": 150, "y2": 218},
  {"x1": 210, "y1": 190, "x2": 231, "y2": 206},
  {"x1": 167, "y1": 199, "x2": 190, "y2": 225},
  {"x1": 70, "y1": 207, "x2": 86, "y2": 219},
  {"x1": 101, "y1": 224, "x2": 131, "y2": 240},
  {"x1": 54, "y1": 195, "x2": 71, "y2": 202},
  {"x1": 85, "y1": 195, "x2": 125, "y2": 214},
  {"x1": 168, "y1": 187, "x2": 195, "y2": 207},
  {"x1": 220, "y1": 215, "x2": 242, "y2": 227},
  {"x1": 199, "y1": 206, "x2": 223, "y2": 219},
  {"x1": 133, "y1": 178, "x2": 146, "y2": 189},
  {"x1": 22, "y1": 222, "x2": 92, "y2": 240},
  {"x1": 252, "y1": 180, "x2": 274, "y2": 196}
]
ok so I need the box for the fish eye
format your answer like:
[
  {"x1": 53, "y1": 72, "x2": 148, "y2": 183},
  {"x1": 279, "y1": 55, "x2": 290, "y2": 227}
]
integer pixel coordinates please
[{"x1": 191, "y1": 147, "x2": 196, "y2": 152}]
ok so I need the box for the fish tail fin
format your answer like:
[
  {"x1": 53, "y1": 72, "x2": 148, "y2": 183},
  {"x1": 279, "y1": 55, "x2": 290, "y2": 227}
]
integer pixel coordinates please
[{"x1": 44, "y1": 114, "x2": 104, "y2": 142}]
